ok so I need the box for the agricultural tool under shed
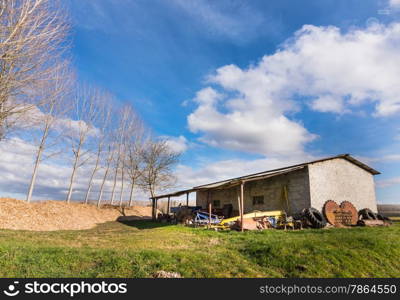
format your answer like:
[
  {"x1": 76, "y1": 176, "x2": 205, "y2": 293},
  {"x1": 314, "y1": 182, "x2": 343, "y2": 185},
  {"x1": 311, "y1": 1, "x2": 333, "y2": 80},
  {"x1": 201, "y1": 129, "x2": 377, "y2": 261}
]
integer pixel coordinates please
[
  {"x1": 193, "y1": 211, "x2": 221, "y2": 226},
  {"x1": 160, "y1": 200, "x2": 391, "y2": 231},
  {"x1": 184, "y1": 209, "x2": 301, "y2": 231}
]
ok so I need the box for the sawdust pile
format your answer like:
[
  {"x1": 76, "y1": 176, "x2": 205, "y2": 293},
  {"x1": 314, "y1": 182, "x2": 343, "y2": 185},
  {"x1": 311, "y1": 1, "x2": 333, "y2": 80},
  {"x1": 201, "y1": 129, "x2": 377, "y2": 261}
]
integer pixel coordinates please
[{"x1": 0, "y1": 198, "x2": 153, "y2": 231}]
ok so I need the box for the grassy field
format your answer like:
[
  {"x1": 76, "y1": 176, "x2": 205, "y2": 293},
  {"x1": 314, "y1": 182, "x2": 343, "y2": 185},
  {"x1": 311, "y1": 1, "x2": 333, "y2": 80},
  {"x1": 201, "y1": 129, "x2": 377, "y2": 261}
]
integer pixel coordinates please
[{"x1": 0, "y1": 220, "x2": 399, "y2": 278}]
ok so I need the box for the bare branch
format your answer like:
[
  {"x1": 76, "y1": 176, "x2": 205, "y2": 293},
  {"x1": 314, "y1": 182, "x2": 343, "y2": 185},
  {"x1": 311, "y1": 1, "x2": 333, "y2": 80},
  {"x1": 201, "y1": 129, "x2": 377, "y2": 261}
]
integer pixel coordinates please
[{"x1": 0, "y1": 0, "x2": 69, "y2": 139}]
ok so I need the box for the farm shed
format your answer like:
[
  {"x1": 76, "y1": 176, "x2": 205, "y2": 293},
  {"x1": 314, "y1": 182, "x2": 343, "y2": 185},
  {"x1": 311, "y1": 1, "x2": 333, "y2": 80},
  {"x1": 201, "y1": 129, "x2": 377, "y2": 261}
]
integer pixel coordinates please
[{"x1": 151, "y1": 154, "x2": 379, "y2": 219}]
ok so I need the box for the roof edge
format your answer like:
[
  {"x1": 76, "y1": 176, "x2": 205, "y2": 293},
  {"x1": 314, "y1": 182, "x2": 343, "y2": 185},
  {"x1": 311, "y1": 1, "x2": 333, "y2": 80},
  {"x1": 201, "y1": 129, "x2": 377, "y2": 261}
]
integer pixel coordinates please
[{"x1": 151, "y1": 154, "x2": 380, "y2": 199}]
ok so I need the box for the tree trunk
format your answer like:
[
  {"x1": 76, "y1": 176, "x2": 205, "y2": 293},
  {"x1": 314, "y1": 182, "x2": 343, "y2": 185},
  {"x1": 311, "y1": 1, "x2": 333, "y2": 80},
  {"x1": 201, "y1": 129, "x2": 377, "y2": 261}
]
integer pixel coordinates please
[
  {"x1": 84, "y1": 149, "x2": 101, "y2": 204},
  {"x1": 118, "y1": 167, "x2": 125, "y2": 207},
  {"x1": 66, "y1": 161, "x2": 78, "y2": 203},
  {"x1": 128, "y1": 180, "x2": 135, "y2": 207},
  {"x1": 66, "y1": 146, "x2": 81, "y2": 203},
  {"x1": 110, "y1": 164, "x2": 118, "y2": 205},
  {"x1": 26, "y1": 122, "x2": 50, "y2": 202},
  {"x1": 97, "y1": 161, "x2": 111, "y2": 208}
]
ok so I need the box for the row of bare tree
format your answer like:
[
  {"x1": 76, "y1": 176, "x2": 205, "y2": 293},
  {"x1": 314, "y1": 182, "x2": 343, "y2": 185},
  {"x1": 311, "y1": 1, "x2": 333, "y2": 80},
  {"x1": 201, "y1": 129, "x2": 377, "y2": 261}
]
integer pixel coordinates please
[{"x1": 1, "y1": 0, "x2": 180, "y2": 206}]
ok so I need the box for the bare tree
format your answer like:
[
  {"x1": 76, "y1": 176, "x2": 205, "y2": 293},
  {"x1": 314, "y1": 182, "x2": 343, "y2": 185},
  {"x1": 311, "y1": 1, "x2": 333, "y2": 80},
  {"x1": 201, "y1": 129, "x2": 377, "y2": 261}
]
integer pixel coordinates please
[
  {"x1": 0, "y1": 0, "x2": 69, "y2": 140},
  {"x1": 65, "y1": 86, "x2": 100, "y2": 203},
  {"x1": 125, "y1": 117, "x2": 145, "y2": 206},
  {"x1": 83, "y1": 91, "x2": 114, "y2": 204},
  {"x1": 26, "y1": 64, "x2": 73, "y2": 202},
  {"x1": 109, "y1": 105, "x2": 132, "y2": 205},
  {"x1": 140, "y1": 139, "x2": 180, "y2": 199},
  {"x1": 96, "y1": 142, "x2": 116, "y2": 207},
  {"x1": 118, "y1": 147, "x2": 126, "y2": 207}
]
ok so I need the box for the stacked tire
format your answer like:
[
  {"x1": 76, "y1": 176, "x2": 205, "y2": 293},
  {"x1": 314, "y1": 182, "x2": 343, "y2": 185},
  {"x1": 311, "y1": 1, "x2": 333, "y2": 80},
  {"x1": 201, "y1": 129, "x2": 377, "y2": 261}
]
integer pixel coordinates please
[
  {"x1": 358, "y1": 208, "x2": 377, "y2": 220},
  {"x1": 303, "y1": 207, "x2": 327, "y2": 229},
  {"x1": 358, "y1": 208, "x2": 391, "y2": 224}
]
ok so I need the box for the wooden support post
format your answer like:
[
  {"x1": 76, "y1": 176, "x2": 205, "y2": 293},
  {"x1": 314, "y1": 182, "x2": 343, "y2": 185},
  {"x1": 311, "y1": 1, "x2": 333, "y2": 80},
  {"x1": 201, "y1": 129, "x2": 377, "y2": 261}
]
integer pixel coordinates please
[
  {"x1": 207, "y1": 190, "x2": 211, "y2": 228},
  {"x1": 151, "y1": 198, "x2": 156, "y2": 220},
  {"x1": 240, "y1": 181, "x2": 244, "y2": 232},
  {"x1": 167, "y1": 196, "x2": 170, "y2": 214},
  {"x1": 186, "y1": 192, "x2": 189, "y2": 207},
  {"x1": 208, "y1": 202, "x2": 212, "y2": 229},
  {"x1": 155, "y1": 198, "x2": 158, "y2": 220},
  {"x1": 237, "y1": 186, "x2": 241, "y2": 218}
]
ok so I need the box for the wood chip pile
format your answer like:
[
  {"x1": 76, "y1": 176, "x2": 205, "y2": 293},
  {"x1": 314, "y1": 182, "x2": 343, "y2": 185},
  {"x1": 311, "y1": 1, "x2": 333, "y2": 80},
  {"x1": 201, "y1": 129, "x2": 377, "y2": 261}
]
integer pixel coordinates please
[{"x1": 0, "y1": 198, "x2": 153, "y2": 231}]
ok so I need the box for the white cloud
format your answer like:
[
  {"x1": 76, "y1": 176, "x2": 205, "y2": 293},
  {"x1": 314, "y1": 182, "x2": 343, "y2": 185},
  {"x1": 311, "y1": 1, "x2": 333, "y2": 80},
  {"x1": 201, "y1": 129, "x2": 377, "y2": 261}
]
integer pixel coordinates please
[
  {"x1": 188, "y1": 69, "x2": 317, "y2": 157},
  {"x1": 163, "y1": 135, "x2": 189, "y2": 153},
  {"x1": 175, "y1": 154, "x2": 316, "y2": 190},
  {"x1": 171, "y1": 0, "x2": 273, "y2": 42},
  {"x1": 310, "y1": 95, "x2": 346, "y2": 114},
  {"x1": 389, "y1": 0, "x2": 400, "y2": 8},
  {"x1": 187, "y1": 22, "x2": 400, "y2": 156},
  {"x1": 377, "y1": 177, "x2": 400, "y2": 188},
  {"x1": 0, "y1": 138, "x2": 144, "y2": 202},
  {"x1": 356, "y1": 154, "x2": 400, "y2": 164}
]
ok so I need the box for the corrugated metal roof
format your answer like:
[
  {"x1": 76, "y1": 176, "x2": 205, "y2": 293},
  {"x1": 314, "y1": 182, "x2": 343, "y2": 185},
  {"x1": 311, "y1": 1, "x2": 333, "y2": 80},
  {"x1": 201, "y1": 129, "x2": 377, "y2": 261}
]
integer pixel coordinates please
[
  {"x1": 195, "y1": 166, "x2": 305, "y2": 190},
  {"x1": 194, "y1": 154, "x2": 379, "y2": 189},
  {"x1": 152, "y1": 154, "x2": 380, "y2": 199}
]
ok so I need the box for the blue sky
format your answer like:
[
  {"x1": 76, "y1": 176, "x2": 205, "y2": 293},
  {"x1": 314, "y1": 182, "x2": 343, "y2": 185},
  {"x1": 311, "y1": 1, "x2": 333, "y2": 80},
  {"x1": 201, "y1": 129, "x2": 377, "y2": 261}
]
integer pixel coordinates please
[
  {"x1": 65, "y1": 0, "x2": 400, "y2": 203},
  {"x1": 1, "y1": 0, "x2": 399, "y2": 203}
]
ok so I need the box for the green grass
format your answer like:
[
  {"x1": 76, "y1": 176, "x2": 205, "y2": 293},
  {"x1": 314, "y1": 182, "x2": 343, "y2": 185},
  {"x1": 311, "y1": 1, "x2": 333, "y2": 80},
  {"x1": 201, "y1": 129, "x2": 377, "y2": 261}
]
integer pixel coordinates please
[{"x1": 0, "y1": 220, "x2": 399, "y2": 278}]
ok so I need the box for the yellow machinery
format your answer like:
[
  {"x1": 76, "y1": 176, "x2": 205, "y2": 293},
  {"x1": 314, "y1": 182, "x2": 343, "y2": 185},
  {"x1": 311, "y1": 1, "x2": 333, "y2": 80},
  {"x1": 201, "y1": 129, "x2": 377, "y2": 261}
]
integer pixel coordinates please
[
  {"x1": 206, "y1": 210, "x2": 286, "y2": 230},
  {"x1": 219, "y1": 210, "x2": 285, "y2": 226}
]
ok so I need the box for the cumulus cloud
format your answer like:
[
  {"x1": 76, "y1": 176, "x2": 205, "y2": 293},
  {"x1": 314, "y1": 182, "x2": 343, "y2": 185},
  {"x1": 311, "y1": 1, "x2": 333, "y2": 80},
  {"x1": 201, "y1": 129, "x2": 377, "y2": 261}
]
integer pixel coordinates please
[
  {"x1": 0, "y1": 138, "x2": 143, "y2": 202},
  {"x1": 188, "y1": 86, "x2": 316, "y2": 157},
  {"x1": 163, "y1": 135, "x2": 189, "y2": 153},
  {"x1": 188, "y1": 22, "x2": 400, "y2": 156},
  {"x1": 174, "y1": 154, "x2": 316, "y2": 189}
]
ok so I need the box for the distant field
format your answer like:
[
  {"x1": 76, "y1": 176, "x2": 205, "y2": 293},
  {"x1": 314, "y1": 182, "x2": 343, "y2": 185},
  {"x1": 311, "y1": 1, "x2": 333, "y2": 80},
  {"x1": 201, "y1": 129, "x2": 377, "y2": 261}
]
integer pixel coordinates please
[
  {"x1": 0, "y1": 220, "x2": 399, "y2": 278},
  {"x1": 378, "y1": 204, "x2": 400, "y2": 217}
]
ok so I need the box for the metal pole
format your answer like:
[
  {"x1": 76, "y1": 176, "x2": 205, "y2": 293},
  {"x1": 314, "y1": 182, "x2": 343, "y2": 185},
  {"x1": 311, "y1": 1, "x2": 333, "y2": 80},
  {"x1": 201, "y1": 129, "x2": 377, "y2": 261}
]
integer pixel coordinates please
[
  {"x1": 186, "y1": 192, "x2": 189, "y2": 207},
  {"x1": 240, "y1": 181, "x2": 244, "y2": 232},
  {"x1": 167, "y1": 196, "x2": 170, "y2": 214}
]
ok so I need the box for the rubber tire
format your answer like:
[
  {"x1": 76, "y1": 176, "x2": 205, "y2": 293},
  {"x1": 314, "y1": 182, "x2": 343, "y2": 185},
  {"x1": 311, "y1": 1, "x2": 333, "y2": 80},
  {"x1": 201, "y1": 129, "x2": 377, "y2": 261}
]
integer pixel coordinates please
[
  {"x1": 359, "y1": 208, "x2": 377, "y2": 220},
  {"x1": 376, "y1": 214, "x2": 392, "y2": 223},
  {"x1": 304, "y1": 207, "x2": 327, "y2": 228},
  {"x1": 376, "y1": 214, "x2": 385, "y2": 221}
]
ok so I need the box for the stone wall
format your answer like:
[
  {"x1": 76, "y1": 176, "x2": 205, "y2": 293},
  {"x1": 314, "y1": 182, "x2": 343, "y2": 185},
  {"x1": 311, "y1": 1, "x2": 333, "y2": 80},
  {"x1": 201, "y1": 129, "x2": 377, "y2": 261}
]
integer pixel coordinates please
[{"x1": 308, "y1": 158, "x2": 378, "y2": 213}]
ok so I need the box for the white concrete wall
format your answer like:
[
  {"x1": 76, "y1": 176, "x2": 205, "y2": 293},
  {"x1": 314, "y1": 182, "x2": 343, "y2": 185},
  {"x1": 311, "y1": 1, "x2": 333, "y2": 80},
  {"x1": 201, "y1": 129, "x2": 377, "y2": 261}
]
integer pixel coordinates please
[{"x1": 308, "y1": 158, "x2": 378, "y2": 213}]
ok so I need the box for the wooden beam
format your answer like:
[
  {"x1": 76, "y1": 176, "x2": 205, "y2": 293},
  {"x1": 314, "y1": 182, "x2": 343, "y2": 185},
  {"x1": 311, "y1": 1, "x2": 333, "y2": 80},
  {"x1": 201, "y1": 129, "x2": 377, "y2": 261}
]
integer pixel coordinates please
[
  {"x1": 155, "y1": 199, "x2": 158, "y2": 220},
  {"x1": 237, "y1": 186, "x2": 241, "y2": 218},
  {"x1": 167, "y1": 196, "x2": 170, "y2": 214},
  {"x1": 208, "y1": 202, "x2": 212, "y2": 229},
  {"x1": 207, "y1": 190, "x2": 211, "y2": 229},
  {"x1": 186, "y1": 192, "x2": 189, "y2": 206},
  {"x1": 151, "y1": 198, "x2": 156, "y2": 220},
  {"x1": 240, "y1": 181, "x2": 244, "y2": 232}
]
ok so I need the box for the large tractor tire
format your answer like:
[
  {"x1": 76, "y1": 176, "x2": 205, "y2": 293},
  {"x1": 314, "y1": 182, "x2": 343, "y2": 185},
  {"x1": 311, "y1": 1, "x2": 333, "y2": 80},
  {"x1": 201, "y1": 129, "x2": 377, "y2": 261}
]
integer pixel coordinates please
[
  {"x1": 304, "y1": 207, "x2": 327, "y2": 228},
  {"x1": 376, "y1": 214, "x2": 392, "y2": 224},
  {"x1": 358, "y1": 208, "x2": 377, "y2": 220}
]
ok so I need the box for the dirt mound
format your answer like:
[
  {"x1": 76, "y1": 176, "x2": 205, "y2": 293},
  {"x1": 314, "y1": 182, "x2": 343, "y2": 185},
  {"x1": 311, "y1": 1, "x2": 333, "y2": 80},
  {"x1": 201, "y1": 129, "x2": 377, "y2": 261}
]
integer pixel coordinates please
[{"x1": 0, "y1": 198, "x2": 153, "y2": 231}]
